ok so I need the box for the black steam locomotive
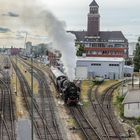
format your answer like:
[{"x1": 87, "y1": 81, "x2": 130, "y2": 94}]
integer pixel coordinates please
[{"x1": 50, "y1": 67, "x2": 80, "y2": 105}]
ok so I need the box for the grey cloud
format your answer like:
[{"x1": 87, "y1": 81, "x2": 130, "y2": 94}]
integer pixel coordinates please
[
  {"x1": 0, "y1": 27, "x2": 11, "y2": 33},
  {"x1": 16, "y1": 30, "x2": 29, "y2": 40},
  {"x1": 2, "y1": 12, "x2": 19, "y2": 17},
  {"x1": 16, "y1": 34, "x2": 24, "y2": 39}
]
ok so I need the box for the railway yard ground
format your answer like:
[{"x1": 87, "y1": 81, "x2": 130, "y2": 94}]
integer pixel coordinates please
[{"x1": 0, "y1": 54, "x2": 139, "y2": 140}]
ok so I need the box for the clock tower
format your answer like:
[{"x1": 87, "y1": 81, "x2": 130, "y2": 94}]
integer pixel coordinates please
[{"x1": 87, "y1": 0, "x2": 100, "y2": 36}]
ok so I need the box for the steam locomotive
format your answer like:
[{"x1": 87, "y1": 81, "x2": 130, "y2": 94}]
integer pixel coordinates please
[{"x1": 50, "y1": 67, "x2": 80, "y2": 105}]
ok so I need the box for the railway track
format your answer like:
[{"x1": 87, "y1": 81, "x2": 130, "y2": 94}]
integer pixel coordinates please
[
  {"x1": 21, "y1": 57, "x2": 105, "y2": 140},
  {"x1": 25, "y1": 62, "x2": 63, "y2": 140},
  {"x1": 11, "y1": 58, "x2": 63, "y2": 140},
  {"x1": 70, "y1": 106, "x2": 103, "y2": 140},
  {"x1": 89, "y1": 81, "x2": 127, "y2": 140},
  {"x1": 0, "y1": 77, "x2": 16, "y2": 140},
  {"x1": 89, "y1": 86, "x2": 110, "y2": 140}
]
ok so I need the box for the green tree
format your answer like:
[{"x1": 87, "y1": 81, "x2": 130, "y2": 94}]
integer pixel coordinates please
[
  {"x1": 133, "y1": 38, "x2": 140, "y2": 72},
  {"x1": 76, "y1": 44, "x2": 85, "y2": 56}
]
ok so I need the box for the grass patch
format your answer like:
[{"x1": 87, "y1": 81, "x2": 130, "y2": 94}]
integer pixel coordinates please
[
  {"x1": 113, "y1": 89, "x2": 124, "y2": 118},
  {"x1": 15, "y1": 59, "x2": 39, "y2": 95},
  {"x1": 80, "y1": 80, "x2": 94, "y2": 108},
  {"x1": 67, "y1": 118, "x2": 77, "y2": 127},
  {"x1": 97, "y1": 80, "x2": 118, "y2": 95},
  {"x1": 11, "y1": 62, "x2": 28, "y2": 118},
  {"x1": 136, "y1": 125, "x2": 140, "y2": 136}
]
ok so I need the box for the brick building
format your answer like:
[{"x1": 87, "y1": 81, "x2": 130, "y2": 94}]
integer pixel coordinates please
[
  {"x1": 70, "y1": 0, "x2": 128, "y2": 58},
  {"x1": 46, "y1": 49, "x2": 61, "y2": 66},
  {"x1": 10, "y1": 47, "x2": 21, "y2": 55}
]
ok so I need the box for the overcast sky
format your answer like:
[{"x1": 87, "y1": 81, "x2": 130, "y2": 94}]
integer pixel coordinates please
[{"x1": 0, "y1": 0, "x2": 140, "y2": 47}]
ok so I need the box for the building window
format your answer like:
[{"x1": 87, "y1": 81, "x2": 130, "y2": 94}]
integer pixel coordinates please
[
  {"x1": 138, "y1": 103, "x2": 140, "y2": 109},
  {"x1": 91, "y1": 63, "x2": 101, "y2": 66},
  {"x1": 109, "y1": 64, "x2": 119, "y2": 66}
]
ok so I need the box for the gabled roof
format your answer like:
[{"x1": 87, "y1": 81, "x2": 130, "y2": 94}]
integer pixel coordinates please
[
  {"x1": 69, "y1": 30, "x2": 128, "y2": 43},
  {"x1": 89, "y1": 0, "x2": 99, "y2": 7},
  {"x1": 123, "y1": 90, "x2": 140, "y2": 104}
]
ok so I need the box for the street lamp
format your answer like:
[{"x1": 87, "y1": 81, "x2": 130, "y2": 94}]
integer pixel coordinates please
[{"x1": 15, "y1": 54, "x2": 17, "y2": 96}]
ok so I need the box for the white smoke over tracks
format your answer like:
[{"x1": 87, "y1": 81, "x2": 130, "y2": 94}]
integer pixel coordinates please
[
  {"x1": 20, "y1": 3, "x2": 77, "y2": 81},
  {"x1": 44, "y1": 11, "x2": 76, "y2": 81}
]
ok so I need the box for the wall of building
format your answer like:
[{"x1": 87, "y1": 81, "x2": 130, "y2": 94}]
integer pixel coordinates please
[
  {"x1": 124, "y1": 66, "x2": 134, "y2": 77},
  {"x1": 76, "y1": 59, "x2": 124, "y2": 79},
  {"x1": 124, "y1": 103, "x2": 140, "y2": 118},
  {"x1": 75, "y1": 67, "x2": 88, "y2": 80}
]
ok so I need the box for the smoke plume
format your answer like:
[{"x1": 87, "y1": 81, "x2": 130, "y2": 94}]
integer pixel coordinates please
[
  {"x1": 44, "y1": 11, "x2": 76, "y2": 81},
  {"x1": 20, "y1": 3, "x2": 77, "y2": 81}
]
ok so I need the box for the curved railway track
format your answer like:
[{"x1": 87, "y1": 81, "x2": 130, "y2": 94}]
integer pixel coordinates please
[
  {"x1": 89, "y1": 81, "x2": 127, "y2": 140},
  {"x1": 89, "y1": 86, "x2": 110, "y2": 140},
  {"x1": 11, "y1": 58, "x2": 63, "y2": 140},
  {"x1": 21, "y1": 57, "x2": 106, "y2": 140},
  {"x1": 70, "y1": 106, "x2": 103, "y2": 140},
  {"x1": 24, "y1": 61, "x2": 63, "y2": 140},
  {"x1": 0, "y1": 78, "x2": 16, "y2": 140}
]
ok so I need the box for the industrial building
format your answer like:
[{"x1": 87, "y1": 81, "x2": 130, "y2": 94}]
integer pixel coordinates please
[
  {"x1": 70, "y1": 0, "x2": 128, "y2": 58},
  {"x1": 76, "y1": 57, "x2": 125, "y2": 80},
  {"x1": 123, "y1": 90, "x2": 140, "y2": 118}
]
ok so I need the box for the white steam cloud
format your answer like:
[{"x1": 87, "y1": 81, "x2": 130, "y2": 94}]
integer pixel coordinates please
[
  {"x1": 44, "y1": 11, "x2": 76, "y2": 81},
  {"x1": 20, "y1": 4, "x2": 77, "y2": 81}
]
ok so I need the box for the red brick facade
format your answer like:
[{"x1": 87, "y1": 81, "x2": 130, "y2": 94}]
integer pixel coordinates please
[
  {"x1": 47, "y1": 50, "x2": 61, "y2": 66},
  {"x1": 85, "y1": 47, "x2": 128, "y2": 58},
  {"x1": 87, "y1": 2, "x2": 100, "y2": 36}
]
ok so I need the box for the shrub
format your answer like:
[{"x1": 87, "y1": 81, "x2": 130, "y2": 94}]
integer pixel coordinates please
[{"x1": 136, "y1": 125, "x2": 140, "y2": 135}]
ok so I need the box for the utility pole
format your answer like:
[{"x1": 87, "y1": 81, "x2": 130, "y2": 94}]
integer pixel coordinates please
[
  {"x1": 139, "y1": 76, "x2": 140, "y2": 89},
  {"x1": 139, "y1": 70, "x2": 140, "y2": 89},
  {"x1": 15, "y1": 55, "x2": 17, "y2": 96},
  {"x1": 132, "y1": 74, "x2": 134, "y2": 88},
  {"x1": 24, "y1": 32, "x2": 28, "y2": 49},
  {"x1": 24, "y1": 32, "x2": 28, "y2": 56},
  {"x1": 31, "y1": 46, "x2": 34, "y2": 140}
]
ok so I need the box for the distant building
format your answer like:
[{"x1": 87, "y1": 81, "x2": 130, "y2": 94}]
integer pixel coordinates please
[
  {"x1": 10, "y1": 47, "x2": 21, "y2": 55},
  {"x1": 123, "y1": 90, "x2": 140, "y2": 118},
  {"x1": 76, "y1": 57, "x2": 125, "y2": 80},
  {"x1": 70, "y1": 0, "x2": 128, "y2": 58},
  {"x1": 47, "y1": 49, "x2": 61, "y2": 66},
  {"x1": 124, "y1": 65, "x2": 134, "y2": 77}
]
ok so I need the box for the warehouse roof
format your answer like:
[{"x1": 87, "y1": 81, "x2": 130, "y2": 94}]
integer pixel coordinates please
[
  {"x1": 123, "y1": 90, "x2": 140, "y2": 104},
  {"x1": 77, "y1": 57, "x2": 124, "y2": 62}
]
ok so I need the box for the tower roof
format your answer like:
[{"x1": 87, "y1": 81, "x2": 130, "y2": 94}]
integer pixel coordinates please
[{"x1": 89, "y1": 0, "x2": 99, "y2": 7}]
